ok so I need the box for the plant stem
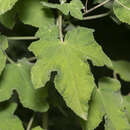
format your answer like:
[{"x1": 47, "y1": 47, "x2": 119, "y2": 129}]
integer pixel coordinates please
[
  {"x1": 83, "y1": 11, "x2": 111, "y2": 20},
  {"x1": 84, "y1": 0, "x2": 88, "y2": 12},
  {"x1": 28, "y1": 57, "x2": 37, "y2": 62},
  {"x1": 26, "y1": 113, "x2": 35, "y2": 130},
  {"x1": 7, "y1": 36, "x2": 38, "y2": 41},
  {"x1": 113, "y1": 71, "x2": 118, "y2": 79},
  {"x1": 42, "y1": 112, "x2": 48, "y2": 130},
  {"x1": 58, "y1": 12, "x2": 64, "y2": 43},
  {"x1": 83, "y1": 0, "x2": 111, "y2": 15}
]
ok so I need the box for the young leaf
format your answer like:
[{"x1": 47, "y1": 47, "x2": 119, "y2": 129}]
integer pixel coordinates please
[
  {"x1": 0, "y1": 102, "x2": 24, "y2": 130},
  {"x1": 16, "y1": 0, "x2": 54, "y2": 27},
  {"x1": 0, "y1": 0, "x2": 18, "y2": 15},
  {"x1": 113, "y1": 0, "x2": 130, "y2": 24},
  {"x1": 112, "y1": 60, "x2": 130, "y2": 82},
  {"x1": 98, "y1": 77, "x2": 130, "y2": 130},
  {"x1": 0, "y1": 59, "x2": 49, "y2": 112},
  {"x1": 0, "y1": 35, "x2": 8, "y2": 75},
  {"x1": 29, "y1": 26, "x2": 111, "y2": 120},
  {"x1": 41, "y1": 0, "x2": 84, "y2": 19}
]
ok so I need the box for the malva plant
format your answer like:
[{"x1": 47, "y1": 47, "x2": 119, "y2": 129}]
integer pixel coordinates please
[{"x1": 0, "y1": 0, "x2": 130, "y2": 130}]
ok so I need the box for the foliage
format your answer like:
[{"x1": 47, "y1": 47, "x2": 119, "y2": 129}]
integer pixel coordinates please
[{"x1": 0, "y1": 0, "x2": 130, "y2": 130}]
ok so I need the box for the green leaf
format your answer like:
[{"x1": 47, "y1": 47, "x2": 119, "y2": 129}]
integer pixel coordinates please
[
  {"x1": 112, "y1": 60, "x2": 130, "y2": 82},
  {"x1": 0, "y1": 9, "x2": 16, "y2": 29},
  {"x1": 0, "y1": 0, "x2": 18, "y2": 15},
  {"x1": 0, "y1": 59, "x2": 49, "y2": 112},
  {"x1": 32, "y1": 126, "x2": 43, "y2": 130},
  {"x1": 29, "y1": 26, "x2": 111, "y2": 119},
  {"x1": 113, "y1": 0, "x2": 130, "y2": 24},
  {"x1": 84, "y1": 88, "x2": 105, "y2": 130},
  {"x1": 0, "y1": 35, "x2": 8, "y2": 75},
  {"x1": 0, "y1": 102, "x2": 24, "y2": 130},
  {"x1": 98, "y1": 77, "x2": 130, "y2": 130},
  {"x1": 16, "y1": 0, "x2": 54, "y2": 27},
  {"x1": 41, "y1": 0, "x2": 84, "y2": 19},
  {"x1": 123, "y1": 96, "x2": 130, "y2": 123}
]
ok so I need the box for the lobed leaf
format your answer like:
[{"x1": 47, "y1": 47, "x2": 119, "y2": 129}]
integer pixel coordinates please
[
  {"x1": 29, "y1": 26, "x2": 111, "y2": 120},
  {"x1": 98, "y1": 78, "x2": 130, "y2": 130},
  {"x1": 0, "y1": 102, "x2": 24, "y2": 130},
  {"x1": 112, "y1": 60, "x2": 130, "y2": 82},
  {"x1": 82, "y1": 88, "x2": 105, "y2": 130},
  {"x1": 16, "y1": 0, "x2": 54, "y2": 27},
  {"x1": 0, "y1": 59, "x2": 49, "y2": 112},
  {"x1": 41, "y1": 0, "x2": 84, "y2": 19}
]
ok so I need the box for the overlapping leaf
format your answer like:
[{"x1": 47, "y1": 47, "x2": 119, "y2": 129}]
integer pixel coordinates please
[
  {"x1": 29, "y1": 25, "x2": 111, "y2": 119},
  {"x1": 0, "y1": 59, "x2": 49, "y2": 112},
  {"x1": 114, "y1": 0, "x2": 130, "y2": 24},
  {"x1": 98, "y1": 78, "x2": 130, "y2": 130},
  {"x1": 0, "y1": 0, "x2": 18, "y2": 15},
  {"x1": 82, "y1": 78, "x2": 130, "y2": 130},
  {"x1": 16, "y1": 0, "x2": 54, "y2": 27},
  {"x1": 83, "y1": 88, "x2": 105, "y2": 130},
  {"x1": 41, "y1": 0, "x2": 84, "y2": 19},
  {"x1": 112, "y1": 60, "x2": 130, "y2": 82},
  {"x1": 0, "y1": 102, "x2": 24, "y2": 130},
  {"x1": 0, "y1": 35, "x2": 8, "y2": 75}
]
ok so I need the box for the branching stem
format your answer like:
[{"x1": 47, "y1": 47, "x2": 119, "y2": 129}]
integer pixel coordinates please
[{"x1": 83, "y1": 0, "x2": 111, "y2": 15}]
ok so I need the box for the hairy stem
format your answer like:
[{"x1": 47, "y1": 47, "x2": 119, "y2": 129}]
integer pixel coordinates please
[
  {"x1": 83, "y1": 11, "x2": 111, "y2": 20},
  {"x1": 42, "y1": 112, "x2": 48, "y2": 130},
  {"x1": 7, "y1": 36, "x2": 38, "y2": 40},
  {"x1": 58, "y1": 13, "x2": 64, "y2": 43},
  {"x1": 26, "y1": 113, "x2": 35, "y2": 130},
  {"x1": 83, "y1": 0, "x2": 111, "y2": 15}
]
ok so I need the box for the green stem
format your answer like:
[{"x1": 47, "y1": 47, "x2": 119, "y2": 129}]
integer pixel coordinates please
[
  {"x1": 7, "y1": 36, "x2": 38, "y2": 40},
  {"x1": 28, "y1": 57, "x2": 37, "y2": 62},
  {"x1": 58, "y1": 13, "x2": 63, "y2": 43},
  {"x1": 42, "y1": 112, "x2": 48, "y2": 130},
  {"x1": 83, "y1": 11, "x2": 111, "y2": 20},
  {"x1": 83, "y1": 0, "x2": 111, "y2": 15},
  {"x1": 113, "y1": 71, "x2": 118, "y2": 79},
  {"x1": 26, "y1": 113, "x2": 35, "y2": 130}
]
